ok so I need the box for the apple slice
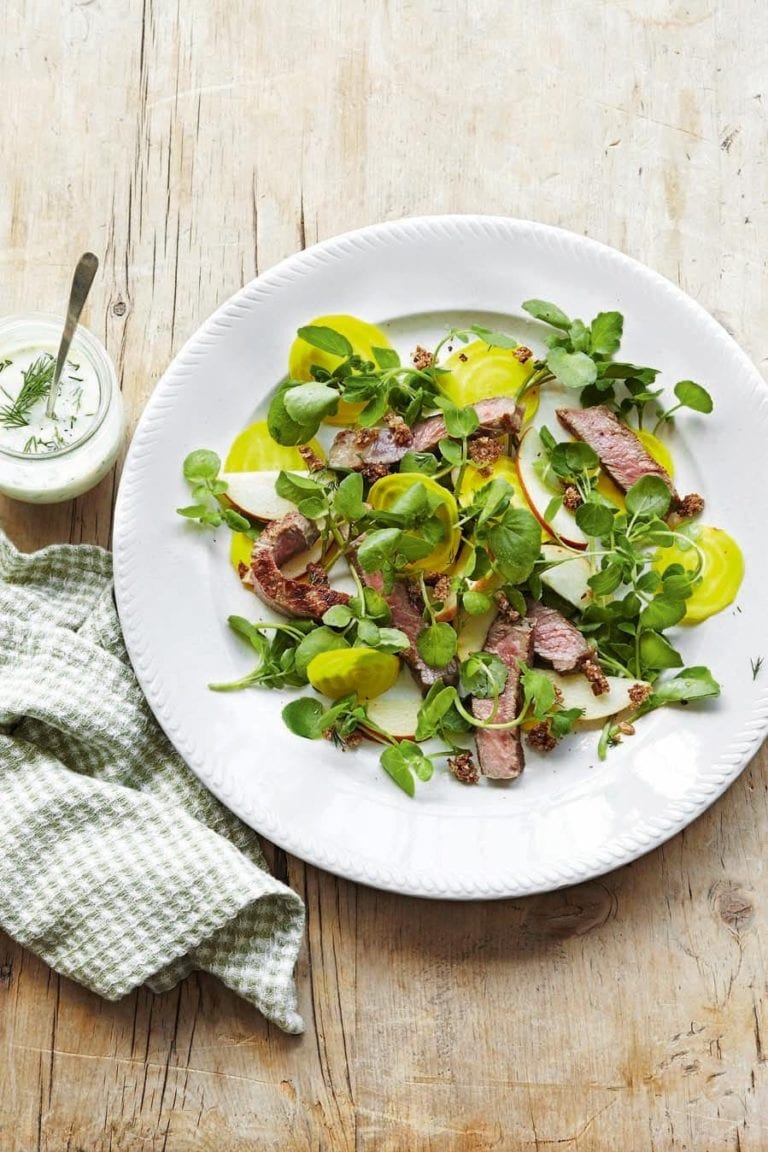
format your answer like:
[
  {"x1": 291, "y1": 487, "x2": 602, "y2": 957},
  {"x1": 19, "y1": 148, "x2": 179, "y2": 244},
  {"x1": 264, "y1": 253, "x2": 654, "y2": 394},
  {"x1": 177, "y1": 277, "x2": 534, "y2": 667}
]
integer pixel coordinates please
[
  {"x1": 221, "y1": 470, "x2": 310, "y2": 523},
  {"x1": 516, "y1": 428, "x2": 588, "y2": 550},
  {"x1": 539, "y1": 543, "x2": 594, "y2": 609},
  {"x1": 363, "y1": 668, "x2": 424, "y2": 741},
  {"x1": 543, "y1": 671, "x2": 650, "y2": 727},
  {"x1": 457, "y1": 605, "x2": 497, "y2": 661}
]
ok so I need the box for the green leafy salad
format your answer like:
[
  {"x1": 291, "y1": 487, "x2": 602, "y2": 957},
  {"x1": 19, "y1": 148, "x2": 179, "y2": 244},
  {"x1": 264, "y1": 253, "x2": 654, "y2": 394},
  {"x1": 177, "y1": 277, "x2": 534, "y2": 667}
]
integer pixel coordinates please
[{"x1": 176, "y1": 302, "x2": 744, "y2": 796}]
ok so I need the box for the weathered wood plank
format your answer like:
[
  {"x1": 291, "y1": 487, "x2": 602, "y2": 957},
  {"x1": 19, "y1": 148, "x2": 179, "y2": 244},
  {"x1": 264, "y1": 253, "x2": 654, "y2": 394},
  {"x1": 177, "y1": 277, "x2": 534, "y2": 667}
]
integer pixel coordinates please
[{"x1": 1, "y1": 0, "x2": 768, "y2": 1148}]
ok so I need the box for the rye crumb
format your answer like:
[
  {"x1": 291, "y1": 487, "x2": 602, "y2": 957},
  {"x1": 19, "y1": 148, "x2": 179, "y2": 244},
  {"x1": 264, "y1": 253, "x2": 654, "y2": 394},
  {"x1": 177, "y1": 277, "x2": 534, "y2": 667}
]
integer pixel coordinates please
[
  {"x1": 298, "y1": 445, "x2": 325, "y2": 472},
  {"x1": 495, "y1": 590, "x2": 521, "y2": 623},
  {"x1": 562, "y1": 485, "x2": 583, "y2": 510},
  {"x1": 448, "y1": 751, "x2": 480, "y2": 785},
  {"x1": 305, "y1": 562, "x2": 329, "y2": 587},
  {"x1": 617, "y1": 721, "x2": 635, "y2": 737},
  {"x1": 430, "y1": 575, "x2": 453, "y2": 604},
  {"x1": 385, "y1": 411, "x2": 414, "y2": 447},
  {"x1": 628, "y1": 682, "x2": 652, "y2": 707},
  {"x1": 361, "y1": 462, "x2": 391, "y2": 483},
  {"x1": 675, "y1": 492, "x2": 705, "y2": 519},
  {"x1": 512, "y1": 345, "x2": 533, "y2": 364},
  {"x1": 412, "y1": 345, "x2": 434, "y2": 371},
  {"x1": 526, "y1": 721, "x2": 557, "y2": 753},
  {"x1": 579, "y1": 656, "x2": 610, "y2": 697},
  {"x1": 468, "y1": 435, "x2": 503, "y2": 471}
]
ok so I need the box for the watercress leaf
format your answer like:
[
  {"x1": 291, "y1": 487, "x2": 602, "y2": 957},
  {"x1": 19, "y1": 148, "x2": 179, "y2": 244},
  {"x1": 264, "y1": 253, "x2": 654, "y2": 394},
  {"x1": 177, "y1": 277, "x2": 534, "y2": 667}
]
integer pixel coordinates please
[
  {"x1": 485, "y1": 508, "x2": 541, "y2": 583},
  {"x1": 283, "y1": 383, "x2": 340, "y2": 425},
  {"x1": 568, "y1": 318, "x2": 591, "y2": 353},
  {"x1": 331, "y1": 473, "x2": 365, "y2": 523},
  {"x1": 398, "y1": 740, "x2": 435, "y2": 782},
  {"x1": 575, "y1": 501, "x2": 615, "y2": 538},
  {"x1": 438, "y1": 438, "x2": 463, "y2": 465},
  {"x1": 646, "y1": 665, "x2": 720, "y2": 707},
  {"x1": 444, "y1": 404, "x2": 480, "y2": 438},
  {"x1": 376, "y1": 627, "x2": 410, "y2": 652},
  {"x1": 183, "y1": 448, "x2": 221, "y2": 481},
  {"x1": 397, "y1": 534, "x2": 436, "y2": 562},
  {"x1": 636, "y1": 569, "x2": 662, "y2": 594},
  {"x1": 222, "y1": 507, "x2": 252, "y2": 531},
  {"x1": 462, "y1": 589, "x2": 493, "y2": 616},
  {"x1": 282, "y1": 697, "x2": 325, "y2": 739},
  {"x1": 473, "y1": 478, "x2": 513, "y2": 526},
  {"x1": 460, "y1": 652, "x2": 508, "y2": 698},
  {"x1": 363, "y1": 587, "x2": 391, "y2": 621},
  {"x1": 296, "y1": 325, "x2": 353, "y2": 358},
  {"x1": 356, "y1": 619, "x2": 381, "y2": 646},
  {"x1": 358, "y1": 392, "x2": 390, "y2": 428},
  {"x1": 520, "y1": 666, "x2": 557, "y2": 719},
  {"x1": 588, "y1": 561, "x2": 623, "y2": 596},
  {"x1": 543, "y1": 495, "x2": 563, "y2": 524},
  {"x1": 501, "y1": 585, "x2": 528, "y2": 618},
  {"x1": 599, "y1": 362, "x2": 659, "y2": 384},
  {"x1": 589, "y1": 311, "x2": 624, "y2": 356},
  {"x1": 521, "y1": 299, "x2": 572, "y2": 330},
  {"x1": 639, "y1": 630, "x2": 684, "y2": 671},
  {"x1": 294, "y1": 627, "x2": 350, "y2": 676},
  {"x1": 176, "y1": 503, "x2": 210, "y2": 519},
  {"x1": 550, "y1": 707, "x2": 584, "y2": 739},
  {"x1": 625, "y1": 475, "x2": 672, "y2": 519},
  {"x1": 357, "y1": 528, "x2": 403, "y2": 571},
  {"x1": 322, "y1": 604, "x2": 353, "y2": 628},
  {"x1": 380, "y1": 745, "x2": 416, "y2": 796},
  {"x1": 372, "y1": 345, "x2": 400, "y2": 369},
  {"x1": 468, "y1": 324, "x2": 520, "y2": 349},
  {"x1": 209, "y1": 479, "x2": 229, "y2": 496},
  {"x1": 268, "y1": 382, "x2": 318, "y2": 446},
  {"x1": 399, "y1": 451, "x2": 439, "y2": 475},
  {"x1": 297, "y1": 496, "x2": 328, "y2": 519},
  {"x1": 415, "y1": 684, "x2": 457, "y2": 740},
  {"x1": 546, "y1": 347, "x2": 598, "y2": 390},
  {"x1": 417, "y1": 622, "x2": 458, "y2": 669},
  {"x1": 227, "y1": 615, "x2": 271, "y2": 654},
  {"x1": 639, "y1": 596, "x2": 687, "y2": 631},
  {"x1": 275, "y1": 471, "x2": 323, "y2": 501},
  {"x1": 662, "y1": 572, "x2": 697, "y2": 599},
  {"x1": 674, "y1": 379, "x2": 713, "y2": 414}
]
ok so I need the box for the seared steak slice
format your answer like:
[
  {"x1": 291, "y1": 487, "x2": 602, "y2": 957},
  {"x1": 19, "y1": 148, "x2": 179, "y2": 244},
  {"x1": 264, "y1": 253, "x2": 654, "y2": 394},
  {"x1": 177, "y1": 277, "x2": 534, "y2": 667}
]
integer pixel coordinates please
[
  {"x1": 527, "y1": 600, "x2": 592, "y2": 673},
  {"x1": 352, "y1": 559, "x2": 458, "y2": 692},
  {"x1": 248, "y1": 511, "x2": 350, "y2": 620},
  {"x1": 556, "y1": 405, "x2": 677, "y2": 497},
  {"x1": 328, "y1": 397, "x2": 523, "y2": 472},
  {"x1": 472, "y1": 616, "x2": 534, "y2": 780}
]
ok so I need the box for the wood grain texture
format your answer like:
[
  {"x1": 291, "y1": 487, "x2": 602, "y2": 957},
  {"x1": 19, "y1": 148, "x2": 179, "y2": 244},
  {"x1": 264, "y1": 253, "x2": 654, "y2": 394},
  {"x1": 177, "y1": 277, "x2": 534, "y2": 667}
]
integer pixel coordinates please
[{"x1": 2, "y1": 0, "x2": 768, "y2": 1147}]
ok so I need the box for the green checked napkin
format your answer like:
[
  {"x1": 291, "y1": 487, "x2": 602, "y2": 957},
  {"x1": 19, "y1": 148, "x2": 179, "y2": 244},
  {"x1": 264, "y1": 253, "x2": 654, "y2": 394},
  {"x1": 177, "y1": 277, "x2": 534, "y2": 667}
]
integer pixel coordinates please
[{"x1": 0, "y1": 532, "x2": 305, "y2": 1033}]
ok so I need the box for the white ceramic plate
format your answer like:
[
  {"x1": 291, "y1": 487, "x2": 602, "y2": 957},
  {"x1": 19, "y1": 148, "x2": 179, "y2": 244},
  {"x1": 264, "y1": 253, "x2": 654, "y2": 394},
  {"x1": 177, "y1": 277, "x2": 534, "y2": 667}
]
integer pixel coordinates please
[{"x1": 114, "y1": 216, "x2": 768, "y2": 899}]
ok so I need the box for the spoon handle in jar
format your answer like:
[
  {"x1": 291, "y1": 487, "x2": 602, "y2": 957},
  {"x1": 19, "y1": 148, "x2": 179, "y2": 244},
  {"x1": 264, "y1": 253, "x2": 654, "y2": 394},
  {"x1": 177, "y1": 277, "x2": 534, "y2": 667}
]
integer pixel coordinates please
[{"x1": 46, "y1": 252, "x2": 99, "y2": 418}]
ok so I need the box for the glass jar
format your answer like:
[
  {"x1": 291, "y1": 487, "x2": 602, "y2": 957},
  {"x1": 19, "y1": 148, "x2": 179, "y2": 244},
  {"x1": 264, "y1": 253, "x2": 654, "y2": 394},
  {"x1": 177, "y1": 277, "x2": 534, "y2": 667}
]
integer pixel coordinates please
[{"x1": 0, "y1": 313, "x2": 124, "y2": 503}]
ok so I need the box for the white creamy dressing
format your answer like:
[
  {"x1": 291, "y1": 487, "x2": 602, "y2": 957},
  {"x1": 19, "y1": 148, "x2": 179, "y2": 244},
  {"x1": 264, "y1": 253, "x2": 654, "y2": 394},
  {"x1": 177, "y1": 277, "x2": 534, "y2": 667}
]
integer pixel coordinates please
[
  {"x1": 0, "y1": 315, "x2": 124, "y2": 504},
  {"x1": 0, "y1": 345, "x2": 101, "y2": 455}
]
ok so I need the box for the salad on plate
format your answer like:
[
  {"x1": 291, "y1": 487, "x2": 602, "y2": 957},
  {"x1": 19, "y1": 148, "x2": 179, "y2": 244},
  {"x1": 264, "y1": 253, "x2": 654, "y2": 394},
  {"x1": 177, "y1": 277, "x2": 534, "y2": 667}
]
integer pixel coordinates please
[{"x1": 176, "y1": 301, "x2": 744, "y2": 796}]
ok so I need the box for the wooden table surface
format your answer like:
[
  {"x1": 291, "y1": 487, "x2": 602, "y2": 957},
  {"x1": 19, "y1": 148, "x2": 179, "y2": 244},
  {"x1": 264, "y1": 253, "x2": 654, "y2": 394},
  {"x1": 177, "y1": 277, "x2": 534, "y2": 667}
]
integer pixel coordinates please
[{"x1": 2, "y1": 1, "x2": 767, "y2": 1148}]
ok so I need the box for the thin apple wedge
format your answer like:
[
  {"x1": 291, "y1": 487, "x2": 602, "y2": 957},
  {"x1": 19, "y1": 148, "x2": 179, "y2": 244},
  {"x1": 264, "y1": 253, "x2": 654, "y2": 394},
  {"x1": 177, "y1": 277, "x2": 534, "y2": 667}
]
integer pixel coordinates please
[
  {"x1": 540, "y1": 543, "x2": 594, "y2": 609},
  {"x1": 543, "y1": 671, "x2": 650, "y2": 727},
  {"x1": 516, "y1": 428, "x2": 588, "y2": 550},
  {"x1": 221, "y1": 470, "x2": 309, "y2": 523},
  {"x1": 457, "y1": 606, "x2": 496, "y2": 662},
  {"x1": 363, "y1": 668, "x2": 423, "y2": 741}
]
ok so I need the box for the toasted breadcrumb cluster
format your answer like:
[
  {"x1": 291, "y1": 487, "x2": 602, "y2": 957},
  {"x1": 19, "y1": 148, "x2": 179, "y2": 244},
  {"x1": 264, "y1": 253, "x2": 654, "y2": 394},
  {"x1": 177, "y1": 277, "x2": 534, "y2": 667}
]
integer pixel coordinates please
[
  {"x1": 562, "y1": 484, "x2": 583, "y2": 510},
  {"x1": 468, "y1": 435, "x2": 503, "y2": 474},
  {"x1": 579, "y1": 656, "x2": 610, "y2": 697},
  {"x1": 298, "y1": 444, "x2": 325, "y2": 472},
  {"x1": 628, "y1": 682, "x2": 652, "y2": 707},
  {"x1": 424, "y1": 574, "x2": 453, "y2": 604},
  {"x1": 361, "y1": 461, "x2": 391, "y2": 483},
  {"x1": 385, "y1": 412, "x2": 414, "y2": 447},
  {"x1": 448, "y1": 751, "x2": 480, "y2": 785},
  {"x1": 526, "y1": 721, "x2": 557, "y2": 753},
  {"x1": 674, "y1": 492, "x2": 705, "y2": 519},
  {"x1": 411, "y1": 345, "x2": 434, "y2": 371},
  {"x1": 512, "y1": 345, "x2": 533, "y2": 364},
  {"x1": 495, "y1": 590, "x2": 521, "y2": 623}
]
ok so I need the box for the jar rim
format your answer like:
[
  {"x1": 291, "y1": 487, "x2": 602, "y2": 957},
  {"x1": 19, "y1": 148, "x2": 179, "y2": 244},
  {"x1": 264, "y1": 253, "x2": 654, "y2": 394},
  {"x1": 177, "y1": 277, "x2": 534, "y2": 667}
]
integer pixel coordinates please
[{"x1": 0, "y1": 312, "x2": 118, "y2": 461}]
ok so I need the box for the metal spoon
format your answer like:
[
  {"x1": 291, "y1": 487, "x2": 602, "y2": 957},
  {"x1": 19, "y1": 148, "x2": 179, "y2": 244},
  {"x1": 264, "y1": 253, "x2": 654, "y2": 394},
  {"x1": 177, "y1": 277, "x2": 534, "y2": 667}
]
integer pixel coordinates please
[{"x1": 45, "y1": 252, "x2": 99, "y2": 419}]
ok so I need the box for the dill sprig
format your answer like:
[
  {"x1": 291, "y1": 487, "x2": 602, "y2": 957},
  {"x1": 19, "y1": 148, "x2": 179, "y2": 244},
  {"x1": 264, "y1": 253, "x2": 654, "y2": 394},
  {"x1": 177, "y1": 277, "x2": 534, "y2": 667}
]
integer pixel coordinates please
[{"x1": 0, "y1": 354, "x2": 55, "y2": 428}]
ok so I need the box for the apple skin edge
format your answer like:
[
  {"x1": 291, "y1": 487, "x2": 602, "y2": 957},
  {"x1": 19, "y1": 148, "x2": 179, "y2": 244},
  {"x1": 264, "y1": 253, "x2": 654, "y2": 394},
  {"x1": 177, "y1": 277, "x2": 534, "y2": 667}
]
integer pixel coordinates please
[{"x1": 515, "y1": 427, "x2": 588, "y2": 552}]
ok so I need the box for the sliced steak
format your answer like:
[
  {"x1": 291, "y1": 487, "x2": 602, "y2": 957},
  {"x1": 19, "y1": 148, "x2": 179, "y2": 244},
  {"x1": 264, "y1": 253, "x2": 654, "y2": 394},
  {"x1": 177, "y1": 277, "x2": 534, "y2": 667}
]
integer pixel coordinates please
[
  {"x1": 351, "y1": 558, "x2": 458, "y2": 692},
  {"x1": 556, "y1": 405, "x2": 677, "y2": 497},
  {"x1": 472, "y1": 616, "x2": 534, "y2": 780},
  {"x1": 248, "y1": 511, "x2": 350, "y2": 620},
  {"x1": 527, "y1": 599, "x2": 593, "y2": 673},
  {"x1": 328, "y1": 396, "x2": 523, "y2": 472}
]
